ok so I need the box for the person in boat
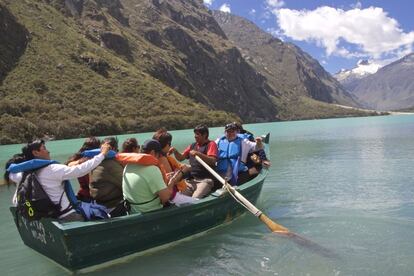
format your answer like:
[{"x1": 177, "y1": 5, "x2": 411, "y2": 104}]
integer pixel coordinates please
[
  {"x1": 233, "y1": 122, "x2": 271, "y2": 177},
  {"x1": 216, "y1": 123, "x2": 263, "y2": 185},
  {"x1": 7, "y1": 139, "x2": 111, "y2": 222},
  {"x1": 66, "y1": 137, "x2": 101, "y2": 202},
  {"x1": 121, "y1": 137, "x2": 140, "y2": 153},
  {"x1": 233, "y1": 122, "x2": 255, "y2": 142},
  {"x1": 4, "y1": 154, "x2": 26, "y2": 186},
  {"x1": 122, "y1": 139, "x2": 185, "y2": 213},
  {"x1": 89, "y1": 137, "x2": 124, "y2": 211},
  {"x1": 153, "y1": 130, "x2": 189, "y2": 193},
  {"x1": 171, "y1": 125, "x2": 218, "y2": 198}
]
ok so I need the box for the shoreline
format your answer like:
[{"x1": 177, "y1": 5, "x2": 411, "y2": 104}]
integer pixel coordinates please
[
  {"x1": 333, "y1": 104, "x2": 414, "y2": 115},
  {"x1": 0, "y1": 110, "x2": 412, "y2": 150}
]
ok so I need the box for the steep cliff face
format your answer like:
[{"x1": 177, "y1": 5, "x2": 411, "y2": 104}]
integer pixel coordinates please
[
  {"x1": 0, "y1": 5, "x2": 29, "y2": 84},
  {"x1": 117, "y1": 0, "x2": 278, "y2": 121},
  {"x1": 212, "y1": 11, "x2": 360, "y2": 111},
  {"x1": 45, "y1": 0, "x2": 277, "y2": 122}
]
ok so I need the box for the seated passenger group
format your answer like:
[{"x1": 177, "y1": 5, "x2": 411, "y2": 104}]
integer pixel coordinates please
[{"x1": 4, "y1": 123, "x2": 269, "y2": 222}]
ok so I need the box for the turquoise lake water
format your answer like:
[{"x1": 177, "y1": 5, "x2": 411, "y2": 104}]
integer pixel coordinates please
[{"x1": 0, "y1": 115, "x2": 413, "y2": 275}]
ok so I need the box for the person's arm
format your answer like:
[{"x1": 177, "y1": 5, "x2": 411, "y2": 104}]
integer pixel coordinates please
[
  {"x1": 10, "y1": 172, "x2": 23, "y2": 206},
  {"x1": 145, "y1": 166, "x2": 178, "y2": 205},
  {"x1": 171, "y1": 145, "x2": 191, "y2": 161},
  {"x1": 58, "y1": 143, "x2": 111, "y2": 180},
  {"x1": 255, "y1": 137, "x2": 263, "y2": 150},
  {"x1": 156, "y1": 169, "x2": 180, "y2": 204},
  {"x1": 190, "y1": 141, "x2": 217, "y2": 166},
  {"x1": 171, "y1": 147, "x2": 187, "y2": 161},
  {"x1": 244, "y1": 138, "x2": 263, "y2": 153},
  {"x1": 9, "y1": 172, "x2": 23, "y2": 185},
  {"x1": 157, "y1": 178, "x2": 178, "y2": 204},
  {"x1": 190, "y1": 150, "x2": 216, "y2": 166},
  {"x1": 67, "y1": 157, "x2": 89, "y2": 167}
]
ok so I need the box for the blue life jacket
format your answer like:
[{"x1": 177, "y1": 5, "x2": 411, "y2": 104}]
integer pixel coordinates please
[
  {"x1": 82, "y1": 149, "x2": 117, "y2": 159},
  {"x1": 217, "y1": 136, "x2": 248, "y2": 184},
  {"x1": 7, "y1": 159, "x2": 57, "y2": 173}
]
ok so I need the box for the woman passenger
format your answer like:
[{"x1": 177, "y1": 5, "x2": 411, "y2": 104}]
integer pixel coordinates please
[
  {"x1": 153, "y1": 131, "x2": 189, "y2": 193},
  {"x1": 121, "y1": 138, "x2": 140, "y2": 153},
  {"x1": 66, "y1": 137, "x2": 101, "y2": 202}
]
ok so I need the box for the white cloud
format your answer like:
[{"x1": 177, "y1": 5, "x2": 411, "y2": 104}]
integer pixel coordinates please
[
  {"x1": 266, "y1": 0, "x2": 285, "y2": 9},
  {"x1": 274, "y1": 6, "x2": 414, "y2": 60},
  {"x1": 219, "y1": 3, "x2": 231, "y2": 13},
  {"x1": 249, "y1": 9, "x2": 256, "y2": 16},
  {"x1": 203, "y1": 0, "x2": 214, "y2": 6}
]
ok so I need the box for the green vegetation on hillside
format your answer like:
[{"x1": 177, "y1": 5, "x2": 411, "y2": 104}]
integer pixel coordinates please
[
  {"x1": 0, "y1": 1, "x2": 384, "y2": 145},
  {"x1": 0, "y1": 1, "x2": 237, "y2": 144}
]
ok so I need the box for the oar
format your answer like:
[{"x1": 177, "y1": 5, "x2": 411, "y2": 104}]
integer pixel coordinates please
[{"x1": 195, "y1": 156, "x2": 335, "y2": 257}]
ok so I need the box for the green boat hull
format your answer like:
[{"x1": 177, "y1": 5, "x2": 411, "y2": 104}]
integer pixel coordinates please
[{"x1": 10, "y1": 169, "x2": 267, "y2": 270}]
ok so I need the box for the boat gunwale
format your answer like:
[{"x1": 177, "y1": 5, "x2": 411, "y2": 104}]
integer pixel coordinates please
[{"x1": 53, "y1": 167, "x2": 268, "y2": 233}]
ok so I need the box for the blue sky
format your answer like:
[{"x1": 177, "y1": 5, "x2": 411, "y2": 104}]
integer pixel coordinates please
[{"x1": 203, "y1": 0, "x2": 414, "y2": 74}]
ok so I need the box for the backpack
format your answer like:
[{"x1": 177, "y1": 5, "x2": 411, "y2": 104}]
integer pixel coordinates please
[{"x1": 16, "y1": 170, "x2": 65, "y2": 220}]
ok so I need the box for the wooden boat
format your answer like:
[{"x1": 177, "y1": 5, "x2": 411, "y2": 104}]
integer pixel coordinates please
[{"x1": 9, "y1": 134, "x2": 270, "y2": 271}]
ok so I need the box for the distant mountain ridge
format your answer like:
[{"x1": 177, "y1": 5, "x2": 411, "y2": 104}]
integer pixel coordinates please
[
  {"x1": 212, "y1": 10, "x2": 363, "y2": 120},
  {"x1": 334, "y1": 60, "x2": 380, "y2": 92},
  {"x1": 343, "y1": 53, "x2": 414, "y2": 110}
]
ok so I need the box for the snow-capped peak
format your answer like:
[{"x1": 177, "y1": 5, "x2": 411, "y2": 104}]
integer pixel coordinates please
[{"x1": 335, "y1": 60, "x2": 381, "y2": 82}]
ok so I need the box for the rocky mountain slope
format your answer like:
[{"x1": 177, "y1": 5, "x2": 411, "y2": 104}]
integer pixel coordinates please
[
  {"x1": 347, "y1": 53, "x2": 414, "y2": 110},
  {"x1": 212, "y1": 10, "x2": 365, "y2": 120},
  {"x1": 0, "y1": 0, "x2": 378, "y2": 144}
]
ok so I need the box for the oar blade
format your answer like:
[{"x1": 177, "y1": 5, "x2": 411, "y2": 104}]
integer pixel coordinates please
[{"x1": 259, "y1": 214, "x2": 290, "y2": 233}]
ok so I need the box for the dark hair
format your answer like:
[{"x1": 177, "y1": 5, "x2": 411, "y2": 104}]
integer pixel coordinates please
[
  {"x1": 142, "y1": 139, "x2": 162, "y2": 154},
  {"x1": 66, "y1": 137, "x2": 101, "y2": 164},
  {"x1": 122, "y1": 138, "x2": 139, "y2": 153},
  {"x1": 152, "y1": 127, "x2": 168, "y2": 139},
  {"x1": 194, "y1": 125, "x2": 209, "y2": 137},
  {"x1": 80, "y1": 137, "x2": 101, "y2": 152},
  {"x1": 103, "y1": 137, "x2": 118, "y2": 151},
  {"x1": 154, "y1": 132, "x2": 172, "y2": 149},
  {"x1": 4, "y1": 154, "x2": 26, "y2": 186},
  {"x1": 233, "y1": 122, "x2": 244, "y2": 133},
  {"x1": 22, "y1": 139, "x2": 45, "y2": 160}
]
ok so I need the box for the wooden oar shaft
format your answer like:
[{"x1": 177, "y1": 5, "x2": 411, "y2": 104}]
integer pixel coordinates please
[{"x1": 195, "y1": 155, "x2": 289, "y2": 233}]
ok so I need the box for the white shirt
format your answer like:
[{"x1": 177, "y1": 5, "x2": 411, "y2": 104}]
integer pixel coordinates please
[{"x1": 10, "y1": 153, "x2": 105, "y2": 218}]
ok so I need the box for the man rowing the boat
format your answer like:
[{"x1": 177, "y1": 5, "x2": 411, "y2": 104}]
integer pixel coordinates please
[{"x1": 171, "y1": 125, "x2": 218, "y2": 198}]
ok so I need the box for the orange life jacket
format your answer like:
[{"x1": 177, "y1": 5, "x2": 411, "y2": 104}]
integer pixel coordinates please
[
  {"x1": 115, "y1": 153, "x2": 168, "y2": 184},
  {"x1": 166, "y1": 155, "x2": 187, "y2": 192}
]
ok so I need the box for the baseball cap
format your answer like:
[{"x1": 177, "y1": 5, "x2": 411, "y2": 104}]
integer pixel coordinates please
[{"x1": 225, "y1": 123, "x2": 237, "y2": 131}]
